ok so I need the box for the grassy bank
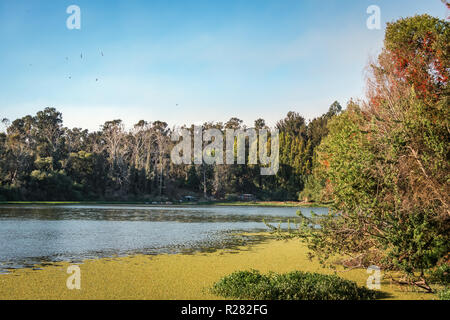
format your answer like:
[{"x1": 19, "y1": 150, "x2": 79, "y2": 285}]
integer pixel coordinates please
[
  {"x1": 0, "y1": 201, "x2": 147, "y2": 206},
  {"x1": 0, "y1": 200, "x2": 329, "y2": 207},
  {"x1": 0, "y1": 237, "x2": 434, "y2": 300},
  {"x1": 213, "y1": 201, "x2": 330, "y2": 208}
]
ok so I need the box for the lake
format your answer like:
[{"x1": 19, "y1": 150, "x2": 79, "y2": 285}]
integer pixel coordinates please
[{"x1": 0, "y1": 205, "x2": 328, "y2": 272}]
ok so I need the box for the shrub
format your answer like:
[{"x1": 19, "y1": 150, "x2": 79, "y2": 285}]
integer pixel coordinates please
[
  {"x1": 438, "y1": 287, "x2": 450, "y2": 300},
  {"x1": 428, "y1": 264, "x2": 450, "y2": 285},
  {"x1": 225, "y1": 194, "x2": 239, "y2": 201},
  {"x1": 211, "y1": 270, "x2": 378, "y2": 300},
  {"x1": 295, "y1": 15, "x2": 450, "y2": 292}
]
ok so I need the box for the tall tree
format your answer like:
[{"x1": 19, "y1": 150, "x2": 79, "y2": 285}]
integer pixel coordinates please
[{"x1": 295, "y1": 15, "x2": 449, "y2": 292}]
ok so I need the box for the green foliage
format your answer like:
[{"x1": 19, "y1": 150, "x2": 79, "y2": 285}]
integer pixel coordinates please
[
  {"x1": 298, "y1": 175, "x2": 323, "y2": 203},
  {"x1": 382, "y1": 209, "x2": 448, "y2": 275},
  {"x1": 385, "y1": 14, "x2": 449, "y2": 56},
  {"x1": 294, "y1": 98, "x2": 449, "y2": 285},
  {"x1": 211, "y1": 270, "x2": 378, "y2": 300},
  {"x1": 185, "y1": 165, "x2": 200, "y2": 190},
  {"x1": 438, "y1": 287, "x2": 450, "y2": 300},
  {"x1": 428, "y1": 264, "x2": 450, "y2": 285},
  {"x1": 381, "y1": 15, "x2": 449, "y2": 102},
  {"x1": 291, "y1": 15, "x2": 450, "y2": 292},
  {"x1": 0, "y1": 101, "x2": 342, "y2": 201},
  {"x1": 224, "y1": 194, "x2": 239, "y2": 201},
  {"x1": 28, "y1": 170, "x2": 82, "y2": 201}
]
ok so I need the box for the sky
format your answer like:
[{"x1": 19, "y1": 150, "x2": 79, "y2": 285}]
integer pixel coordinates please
[{"x1": 0, "y1": 0, "x2": 447, "y2": 131}]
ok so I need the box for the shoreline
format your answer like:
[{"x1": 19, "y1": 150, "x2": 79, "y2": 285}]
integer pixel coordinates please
[
  {"x1": 0, "y1": 237, "x2": 434, "y2": 300},
  {"x1": 0, "y1": 201, "x2": 330, "y2": 208}
]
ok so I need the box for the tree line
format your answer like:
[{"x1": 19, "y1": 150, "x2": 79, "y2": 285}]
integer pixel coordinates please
[{"x1": 0, "y1": 102, "x2": 341, "y2": 202}]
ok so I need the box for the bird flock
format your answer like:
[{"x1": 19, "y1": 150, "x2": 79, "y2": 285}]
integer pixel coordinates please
[
  {"x1": 28, "y1": 49, "x2": 179, "y2": 106},
  {"x1": 60, "y1": 49, "x2": 104, "y2": 82}
]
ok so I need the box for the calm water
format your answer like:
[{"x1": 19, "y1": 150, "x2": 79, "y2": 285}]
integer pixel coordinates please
[{"x1": 0, "y1": 205, "x2": 328, "y2": 272}]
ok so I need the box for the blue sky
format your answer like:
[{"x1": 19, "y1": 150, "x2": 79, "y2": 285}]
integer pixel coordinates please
[{"x1": 0, "y1": 0, "x2": 447, "y2": 131}]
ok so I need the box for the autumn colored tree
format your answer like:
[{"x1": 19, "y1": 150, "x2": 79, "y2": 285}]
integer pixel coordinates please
[
  {"x1": 295, "y1": 15, "x2": 449, "y2": 292},
  {"x1": 368, "y1": 15, "x2": 449, "y2": 105}
]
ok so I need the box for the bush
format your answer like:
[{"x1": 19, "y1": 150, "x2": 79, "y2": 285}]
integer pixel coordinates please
[
  {"x1": 428, "y1": 264, "x2": 450, "y2": 285},
  {"x1": 298, "y1": 15, "x2": 450, "y2": 292},
  {"x1": 225, "y1": 194, "x2": 239, "y2": 201},
  {"x1": 0, "y1": 185, "x2": 22, "y2": 201},
  {"x1": 211, "y1": 270, "x2": 379, "y2": 300},
  {"x1": 438, "y1": 287, "x2": 450, "y2": 300}
]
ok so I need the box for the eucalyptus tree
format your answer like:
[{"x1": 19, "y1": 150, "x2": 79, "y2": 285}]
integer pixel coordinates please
[{"x1": 101, "y1": 119, "x2": 129, "y2": 193}]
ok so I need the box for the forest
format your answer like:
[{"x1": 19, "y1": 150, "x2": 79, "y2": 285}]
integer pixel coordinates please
[{"x1": 0, "y1": 100, "x2": 342, "y2": 202}]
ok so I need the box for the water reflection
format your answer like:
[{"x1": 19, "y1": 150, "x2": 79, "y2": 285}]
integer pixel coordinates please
[
  {"x1": 0, "y1": 205, "x2": 328, "y2": 272},
  {"x1": 0, "y1": 205, "x2": 327, "y2": 222}
]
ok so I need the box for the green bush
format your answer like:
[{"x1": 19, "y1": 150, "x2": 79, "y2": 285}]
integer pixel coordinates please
[
  {"x1": 225, "y1": 194, "x2": 239, "y2": 201},
  {"x1": 438, "y1": 287, "x2": 450, "y2": 300},
  {"x1": 211, "y1": 270, "x2": 379, "y2": 300},
  {"x1": 428, "y1": 264, "x2": 450, "y2": 285}
]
